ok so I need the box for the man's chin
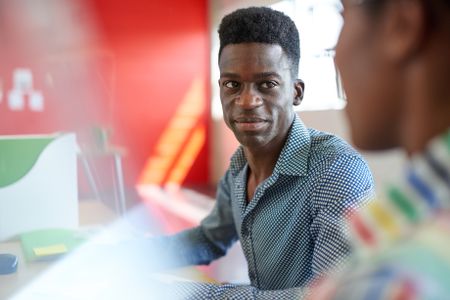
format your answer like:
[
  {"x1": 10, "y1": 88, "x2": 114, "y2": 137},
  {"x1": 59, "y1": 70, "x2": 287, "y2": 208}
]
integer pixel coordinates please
[{"x1": 235, "y1": 135, "x2": 267, "y2": 148}]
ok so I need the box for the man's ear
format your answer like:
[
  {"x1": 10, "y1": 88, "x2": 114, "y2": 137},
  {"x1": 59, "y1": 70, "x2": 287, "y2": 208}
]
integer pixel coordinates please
[
  {"x1": 381, "y1": 0, "x2": 427, "y2": 63},
  {"x1": 294, "y1": 79, "x2": 304, "y2": 106}
]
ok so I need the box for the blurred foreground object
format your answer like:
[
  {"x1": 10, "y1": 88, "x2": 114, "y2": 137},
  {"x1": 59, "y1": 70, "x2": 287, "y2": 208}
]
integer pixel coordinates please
[
  {"x1": 0, "y1": 133, "x2": 78, "y2": 241},
  {"x1": 306, "y1": 0, "x2": 450, "y2": 298}
]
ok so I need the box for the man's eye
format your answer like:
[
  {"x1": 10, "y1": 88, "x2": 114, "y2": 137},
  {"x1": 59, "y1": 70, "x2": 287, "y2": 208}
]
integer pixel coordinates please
[
  {"x1": 260, "y1": 81, "x2": 277, "y2": 89},
  {"x1": 224, "y1": 81, "x2": 239, "y2": 89}
]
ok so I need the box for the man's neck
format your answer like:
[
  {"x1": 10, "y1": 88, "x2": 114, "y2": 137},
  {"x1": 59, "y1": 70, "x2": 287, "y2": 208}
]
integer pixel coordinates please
[
  {"x1": 243, "y1": 139, "x2": 285, "y2": 202},
  {"x1": 245, "y1": 147, "x2": 280, "y2": 183}
]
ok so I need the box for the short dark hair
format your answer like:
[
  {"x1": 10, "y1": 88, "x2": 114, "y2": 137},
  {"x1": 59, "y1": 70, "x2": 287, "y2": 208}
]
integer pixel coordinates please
[{"x1": 218, "y1": 6, "x2": 300, "y2": 77}]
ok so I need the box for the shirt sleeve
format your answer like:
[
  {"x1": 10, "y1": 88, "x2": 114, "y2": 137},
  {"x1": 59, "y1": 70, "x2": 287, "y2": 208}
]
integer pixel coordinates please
[
  {"x1": 165, "y1": 281, "x2": 309, "y2": 300},
  {"x1": 151, "y1": 170, "x2": 239, "y2": 269},
  {"x1": 309, "y1": 153, "x2": 375, "y2": 276}
]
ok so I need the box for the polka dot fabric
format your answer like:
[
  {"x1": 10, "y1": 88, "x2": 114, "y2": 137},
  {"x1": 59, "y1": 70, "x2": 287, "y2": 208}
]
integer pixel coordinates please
[{"x1": 162, "y1": 116, "x2": 375, "y2": 299}]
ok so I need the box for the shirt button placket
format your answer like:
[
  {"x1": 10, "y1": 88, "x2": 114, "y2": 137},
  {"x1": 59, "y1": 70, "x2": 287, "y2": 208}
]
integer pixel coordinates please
[{"x1": 241, "y1": 217, "x2": 257, "y2": 286}]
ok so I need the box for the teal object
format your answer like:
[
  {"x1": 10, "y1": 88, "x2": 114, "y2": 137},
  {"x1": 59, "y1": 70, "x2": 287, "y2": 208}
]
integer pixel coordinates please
[{"x1": 0, "y1": 136, "x2": 53, "y2": 188}]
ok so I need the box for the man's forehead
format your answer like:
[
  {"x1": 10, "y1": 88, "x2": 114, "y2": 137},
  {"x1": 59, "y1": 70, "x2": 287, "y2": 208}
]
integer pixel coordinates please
[
  {"x1": 219, "y1": 68, "x2": 292, "y2": 78},
  {"x1": 219, "y1": 43, "x2": 290, "y2": 66}
]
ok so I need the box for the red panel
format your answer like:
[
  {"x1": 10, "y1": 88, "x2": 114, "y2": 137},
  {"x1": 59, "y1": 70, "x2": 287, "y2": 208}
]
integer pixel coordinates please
[
  {"x1": 91, "y1": 0, "x2": 210, "y2": 186},
  {"x1": 0, "y1": 0, "x2": 210, "y2": 187}
]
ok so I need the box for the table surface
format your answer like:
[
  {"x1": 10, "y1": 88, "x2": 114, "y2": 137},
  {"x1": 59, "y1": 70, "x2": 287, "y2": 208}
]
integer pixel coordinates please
[
  {"x1": 0, "y1": 200, "x2": 212, "y2": 300},
  {"x1": 0, "y1": 200, "x2": 118, "y2": 299}
]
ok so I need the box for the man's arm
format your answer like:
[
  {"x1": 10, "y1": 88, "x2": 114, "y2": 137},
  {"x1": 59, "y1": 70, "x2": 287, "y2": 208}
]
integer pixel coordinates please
[
  {"x1": 309, "y1": 154, "x2": 375, "y2": 276},
  {"x1": 164, "y1": 281, "x2": 309, "y2": 299},
  {"x1": 150, "y1": 170, "x2": 239, "y2": 269}
]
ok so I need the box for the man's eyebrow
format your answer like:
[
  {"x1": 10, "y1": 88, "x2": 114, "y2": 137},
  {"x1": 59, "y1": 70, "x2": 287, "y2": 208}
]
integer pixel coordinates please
[
  {"x1": 253, "y1": 72, "x2": 283, "y2": 80},
  {"x1": 219, "y1": 71, "x2": 284, "y2": 79}
]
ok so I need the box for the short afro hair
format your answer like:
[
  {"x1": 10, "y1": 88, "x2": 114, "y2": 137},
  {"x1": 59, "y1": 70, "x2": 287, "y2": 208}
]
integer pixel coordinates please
[{"x1": 218, "y1": 6, "x2": 300, "y2": 77}]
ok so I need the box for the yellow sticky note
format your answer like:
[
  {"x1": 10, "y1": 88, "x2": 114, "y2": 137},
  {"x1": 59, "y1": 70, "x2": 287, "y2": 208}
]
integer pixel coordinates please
[{"x1": 33, "y1": 244, "x2": 68, "y2": 257}]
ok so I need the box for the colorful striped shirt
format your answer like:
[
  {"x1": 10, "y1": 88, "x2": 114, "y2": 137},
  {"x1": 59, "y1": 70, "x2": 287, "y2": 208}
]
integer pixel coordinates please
[{"x1": 309, "y1": 128, "x2": 450, "y2": 300}]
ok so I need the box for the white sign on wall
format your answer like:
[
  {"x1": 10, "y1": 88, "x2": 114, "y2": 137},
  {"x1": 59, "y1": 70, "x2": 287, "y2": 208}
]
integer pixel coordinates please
[{"x1": 1, "y1": 68, "x2": 44, "y2": 112}]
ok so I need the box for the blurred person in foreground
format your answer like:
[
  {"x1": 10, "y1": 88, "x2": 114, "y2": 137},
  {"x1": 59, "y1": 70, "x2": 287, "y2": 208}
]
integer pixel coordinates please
[
  {"x1": 151, "y1": 6, "x2": 374, "y2": 299},
  {"x1": 307, "y1": 0, "x2": 450, "y2": 299}
]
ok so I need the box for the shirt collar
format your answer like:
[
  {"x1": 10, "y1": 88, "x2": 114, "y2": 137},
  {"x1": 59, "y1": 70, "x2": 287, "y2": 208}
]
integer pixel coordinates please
[{"x1": 229, "y1": 115, "x2": 311, "y2": 177}]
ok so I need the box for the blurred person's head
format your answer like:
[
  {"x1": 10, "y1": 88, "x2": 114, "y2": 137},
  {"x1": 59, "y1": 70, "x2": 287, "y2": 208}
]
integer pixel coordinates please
[
  {"x1": 217, "y1": 7, "x2": 304, "y2": 149},
  {"x1": 335, "y1": 0, "x2": 450, "y2": 154}
]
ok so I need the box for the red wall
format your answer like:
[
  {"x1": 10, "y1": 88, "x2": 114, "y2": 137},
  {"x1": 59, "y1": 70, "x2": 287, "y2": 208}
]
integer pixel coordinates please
[
  {"x1": 91, "y1": 0, "x2": 210, "y2": 186},
  {"x1": 0, "y1": 0, "x2": 210, "y2": 188}
]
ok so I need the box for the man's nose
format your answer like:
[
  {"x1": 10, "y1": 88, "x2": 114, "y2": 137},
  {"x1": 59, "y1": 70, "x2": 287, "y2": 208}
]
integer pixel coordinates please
[{"x1": 235, "y1": 85, "x2": 263, "y2": 109}]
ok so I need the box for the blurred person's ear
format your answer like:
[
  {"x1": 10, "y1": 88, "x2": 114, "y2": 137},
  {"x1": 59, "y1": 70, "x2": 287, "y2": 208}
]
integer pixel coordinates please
[{"x1": 380, "y1": 0, "x2": 428, "y2": 64}]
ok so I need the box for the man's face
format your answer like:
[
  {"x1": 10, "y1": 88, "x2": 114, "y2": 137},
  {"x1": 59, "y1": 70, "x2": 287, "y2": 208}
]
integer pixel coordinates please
[
  {"x1": 335, "y1": 1, "x2": 403, "y2": 150},
  {"x1": 218, "y1": 43, "x2": 302, "y2": 149}
]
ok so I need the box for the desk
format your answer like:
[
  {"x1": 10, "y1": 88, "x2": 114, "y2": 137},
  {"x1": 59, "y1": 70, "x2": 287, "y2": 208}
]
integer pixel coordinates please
[
  {"x1": 0, "y1": 201, "x2": 211, "y2": 300},
  {"x1": 0, "y1": 201, "x2": 117, "y2": 299}
]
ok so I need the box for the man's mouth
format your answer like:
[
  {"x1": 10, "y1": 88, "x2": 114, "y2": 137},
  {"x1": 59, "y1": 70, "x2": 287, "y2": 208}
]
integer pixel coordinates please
[{"x1": 234, "y1": 117, "x2": 268, "y2": 131}]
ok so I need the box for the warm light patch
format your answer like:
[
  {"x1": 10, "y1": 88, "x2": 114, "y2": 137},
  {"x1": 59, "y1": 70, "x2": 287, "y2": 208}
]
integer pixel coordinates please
[
  {"x1": 138, "y1": 78, "x2": 206, "y2": 186},
  {"x1": 166, "y1": 124, "x2": 205, "y2": 186}
]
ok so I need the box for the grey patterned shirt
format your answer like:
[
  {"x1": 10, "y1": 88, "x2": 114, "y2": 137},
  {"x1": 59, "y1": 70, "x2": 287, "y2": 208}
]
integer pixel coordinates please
[{"x1": 159, "y1": 116, "x2": 374, "y2": 299}]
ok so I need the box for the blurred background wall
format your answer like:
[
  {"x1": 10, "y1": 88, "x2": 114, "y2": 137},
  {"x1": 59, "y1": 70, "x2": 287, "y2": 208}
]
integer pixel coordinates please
[
  {"x1": 0, "y1": 0, "x2": 210, "y2": 200},
  {"x1": 0, "y1": 0, "x2": 405, "y2": 203}
]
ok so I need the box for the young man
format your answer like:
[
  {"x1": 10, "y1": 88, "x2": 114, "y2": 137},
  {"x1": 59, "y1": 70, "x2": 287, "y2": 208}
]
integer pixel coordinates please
[
  {"x1": 307, "y1": 0, "x2": 450, "y2": 298},
  {"x1": 157, "y1": 6, "x2": 374, "y2": 298}
]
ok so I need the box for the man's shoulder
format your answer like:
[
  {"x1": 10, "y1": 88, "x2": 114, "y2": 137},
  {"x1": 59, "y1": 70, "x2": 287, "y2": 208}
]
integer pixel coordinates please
[
  {"x1": 281, "y1": 122, "x2": 370, "y2": 178},
  {"x1": 302, "y1": 127, "x2": 373, "y2": 190},
  {"x1": 305, "y1": 127, "x2": 362, "y2": 160}
]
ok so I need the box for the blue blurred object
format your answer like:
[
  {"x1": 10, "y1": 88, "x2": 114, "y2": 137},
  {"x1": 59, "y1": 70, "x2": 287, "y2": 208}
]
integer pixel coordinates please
[{"x1": 0, "y1": 254, "x2": 18, "y2": 275}]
